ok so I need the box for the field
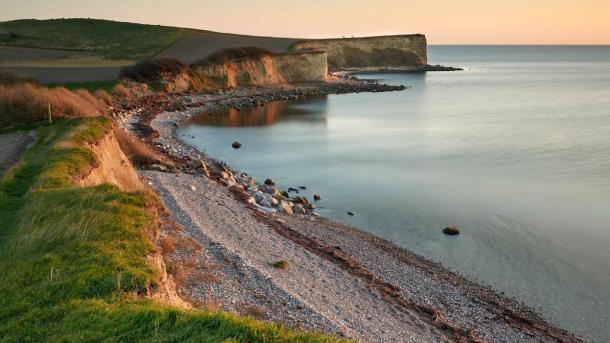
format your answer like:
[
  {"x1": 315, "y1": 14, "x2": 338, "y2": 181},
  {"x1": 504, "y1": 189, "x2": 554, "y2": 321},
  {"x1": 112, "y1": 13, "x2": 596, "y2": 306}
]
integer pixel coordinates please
[{"x1": 0, "y1": 18, "x2": 189, "y2": 60}]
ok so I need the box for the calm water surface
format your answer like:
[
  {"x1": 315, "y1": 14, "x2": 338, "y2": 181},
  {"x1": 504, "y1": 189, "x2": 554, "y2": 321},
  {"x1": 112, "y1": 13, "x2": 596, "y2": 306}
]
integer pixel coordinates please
[{"x1": 181, "y1": 46, "x2": 610, "y2": 342}]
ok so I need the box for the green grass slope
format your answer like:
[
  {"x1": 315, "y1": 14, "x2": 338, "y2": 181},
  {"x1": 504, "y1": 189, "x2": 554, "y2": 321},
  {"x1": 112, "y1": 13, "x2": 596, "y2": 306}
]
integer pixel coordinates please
[
  {"x1": 0, "y1": 117, "x2": 341, "y2": 342},
  {"x1": 0, "y1": 19, "x2": 189, "y2": 59}
]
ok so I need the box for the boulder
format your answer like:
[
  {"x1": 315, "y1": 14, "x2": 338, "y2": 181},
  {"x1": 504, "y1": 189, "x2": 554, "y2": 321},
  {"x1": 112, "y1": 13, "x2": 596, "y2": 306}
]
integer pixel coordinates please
[
  {"x1": 443, "y1": 226, "x2": 461, "y2": 236},
  {"x1": 313, "y1": 194, "x2": 321, "y2": 201}
]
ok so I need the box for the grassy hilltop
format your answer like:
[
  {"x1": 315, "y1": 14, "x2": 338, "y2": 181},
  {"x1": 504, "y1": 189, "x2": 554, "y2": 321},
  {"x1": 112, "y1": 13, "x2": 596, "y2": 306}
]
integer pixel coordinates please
[{"x1": 0, "y1": 18, "x2": 189, "y2": 59}]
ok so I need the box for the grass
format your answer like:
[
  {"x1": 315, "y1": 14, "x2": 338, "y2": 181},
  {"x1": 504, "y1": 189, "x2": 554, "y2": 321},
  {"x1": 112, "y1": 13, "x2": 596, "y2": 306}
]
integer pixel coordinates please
[
  {"x1": 0, "y1": 117, "x2": 342, "y2": 342},
  {"x1": 49, "y1": 80, "x2": 119, "y2": 93},
  {"x1": 0, "y1": 18, "x2": 190, "y2": 60},
  {"x1": 273, "y1": 260, "x2": 289, "y2": 269}
]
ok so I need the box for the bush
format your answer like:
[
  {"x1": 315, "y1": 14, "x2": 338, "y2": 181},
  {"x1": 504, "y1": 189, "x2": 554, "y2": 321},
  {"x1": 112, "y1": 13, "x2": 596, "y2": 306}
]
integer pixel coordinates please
[
  {"x1": 120, "y1": 58, "x2": 190, "y2": 82},
  {"x1": 192, "y1": 47, "x2": 275, "y2": 66},
  {"x1": 0, "y1": 68, "x2": 34, "y2": 86},
  {"x1": 0, "y1": 83, "x2": 109, "y2": 127}
]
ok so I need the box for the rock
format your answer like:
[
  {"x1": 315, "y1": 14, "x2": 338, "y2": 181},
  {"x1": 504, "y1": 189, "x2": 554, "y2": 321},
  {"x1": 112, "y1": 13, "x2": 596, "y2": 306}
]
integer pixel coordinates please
[
  {"x1": 443, "y1": 226, "x2": 461, "y2": 236},
  {"x1": 219, "y1": 171, "x2": 230, "y2": 180},
  {"x1": 271, "y1": 198, "x2": 279, "y2": 206},
  {"x1": 288, "y1": 187, "x2": 299, "y2": 193},
  {"x1": 264, "y1": 178, "x2": 275, "y2": 186},
  {"x1": 279, "y1": 201, "x2": 293, "y2": 215},
  {"x1": 190, "y1": 185, "x2": 197, "y2": 191},
  {"x1": 307, "y1": 203, "x2": 317, "y2": 210},
  {"x1": 247, "y1": 197, "x2": 256, "y2": 205},
  {"x1": 299, "y1": 186, "x2": 306, "y2": 190},
  {"x1": 313, "y1": 194, "x2": 321, "y2": 201},
  {"x1": 294, "y1": 204, "x2": 306, "y2": 215},
  {"x1": 293, "y1": 196, "x2": 308, "y2": 205},
  {"x1": 347, "y1": 211, "x2": 355, "y2": 216},
  {"x1": 232, "y1": 141, "x2": 242, "y2": 149},
  {"x1": 281, "y1": 191, "x2": 290, "y2": 198},
  {"x1": 150, "y1": 164, "x2": 168, "y2": 172}
]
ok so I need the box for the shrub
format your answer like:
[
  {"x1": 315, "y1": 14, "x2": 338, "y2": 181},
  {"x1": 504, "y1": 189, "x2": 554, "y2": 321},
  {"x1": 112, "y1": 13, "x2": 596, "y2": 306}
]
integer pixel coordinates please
[
  {"x1": 192, "y1": 47, "x2": 275, "y2": 66},
  {"x1": 0, "y1": 68, "x2": 34, "y2": 86},
  {"x1": 272, "y1": 260, "x2": 289, "y2": 269},
  {"x1": 0, "y1": 83, "x2": 109, "y2": 127},
  {"x1": 120, "y1": 58, "x2": 190, "y2": 82}
]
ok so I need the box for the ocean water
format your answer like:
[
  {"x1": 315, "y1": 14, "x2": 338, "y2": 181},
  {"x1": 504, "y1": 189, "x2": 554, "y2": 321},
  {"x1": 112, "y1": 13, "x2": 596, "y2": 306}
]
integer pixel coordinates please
[{"x1": 180, "y1": 46, "x2": 610, "y2": 342}]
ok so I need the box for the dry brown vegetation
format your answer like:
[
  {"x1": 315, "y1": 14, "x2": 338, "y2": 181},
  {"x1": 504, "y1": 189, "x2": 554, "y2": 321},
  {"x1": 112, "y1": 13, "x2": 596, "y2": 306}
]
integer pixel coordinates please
[
  {"x1": 112, "y1": 84, "x2": 132, "y2": 98},
  {"x1": 112, "y1": 127, "x2": 160, "y2": 166},
  {"x1": 236, "y1": 303, "x2": 268, "y2": 319},
  {"x1": 159, "y1": 236, "x2": 176, "y2": 255},
  {"x1": 0, "y1": 82, "x2": 109, "y2": 127}
]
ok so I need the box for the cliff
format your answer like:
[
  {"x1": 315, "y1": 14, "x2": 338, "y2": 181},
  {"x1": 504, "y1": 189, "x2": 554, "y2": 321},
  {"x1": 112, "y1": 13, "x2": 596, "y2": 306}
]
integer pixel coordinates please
[
  {"x1": 191, "y1": 50, "x2": 327, "y2": 88},
  {"x1": 291, "y1": 34, "x2": 427, "y2": 69}
]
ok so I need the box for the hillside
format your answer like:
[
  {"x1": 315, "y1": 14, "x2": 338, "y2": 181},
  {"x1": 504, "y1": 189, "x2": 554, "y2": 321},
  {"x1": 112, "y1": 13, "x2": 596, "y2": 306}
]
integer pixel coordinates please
[
  {"x1": 0, "y1": 18, "x2": 188, "y2": 60},
  {"x1": 0, "y1": 117, "x2": 342, "y2": 342}
]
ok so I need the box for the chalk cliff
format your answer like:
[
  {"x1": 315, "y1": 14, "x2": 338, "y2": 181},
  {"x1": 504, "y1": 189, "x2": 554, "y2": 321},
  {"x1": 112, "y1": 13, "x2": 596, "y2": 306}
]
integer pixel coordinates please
[
  {"x1": 291, "y1": 35, "x2": 427, "y2": 69},
  {"x1": 191, "y1": 51, "x2": 327, "y2": 88}
]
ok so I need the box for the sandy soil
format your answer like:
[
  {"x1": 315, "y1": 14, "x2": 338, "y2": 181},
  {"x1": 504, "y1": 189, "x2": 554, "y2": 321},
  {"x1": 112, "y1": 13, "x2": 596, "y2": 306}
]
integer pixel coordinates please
[{"x1": 0, "y1": 131, "x2": 34, "y2": 177}]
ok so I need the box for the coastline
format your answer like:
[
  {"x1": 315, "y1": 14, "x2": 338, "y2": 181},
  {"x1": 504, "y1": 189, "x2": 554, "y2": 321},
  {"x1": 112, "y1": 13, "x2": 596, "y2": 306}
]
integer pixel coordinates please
[{"x1": 117, "y1": 78, "x2": 582, "y2": 342}]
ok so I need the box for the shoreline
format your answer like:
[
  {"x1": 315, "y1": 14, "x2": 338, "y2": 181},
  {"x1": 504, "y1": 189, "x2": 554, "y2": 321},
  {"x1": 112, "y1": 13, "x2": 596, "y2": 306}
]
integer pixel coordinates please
[{"x1": 117, "y1": 78, "x2": 582, "y2": 342}]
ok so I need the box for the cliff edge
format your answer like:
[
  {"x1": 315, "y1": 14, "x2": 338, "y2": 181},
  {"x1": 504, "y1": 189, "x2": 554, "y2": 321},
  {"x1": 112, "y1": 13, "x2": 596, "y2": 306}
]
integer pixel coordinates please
[{"x1": 291, "y1": 34, "x2": 427, "y2": 69}]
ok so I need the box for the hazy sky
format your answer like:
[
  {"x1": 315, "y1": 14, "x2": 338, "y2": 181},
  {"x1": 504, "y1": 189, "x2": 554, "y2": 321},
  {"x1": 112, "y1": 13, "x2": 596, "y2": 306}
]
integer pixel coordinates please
[{"x1": 2, "y1": 0, "x2": 610, "y2": 44}]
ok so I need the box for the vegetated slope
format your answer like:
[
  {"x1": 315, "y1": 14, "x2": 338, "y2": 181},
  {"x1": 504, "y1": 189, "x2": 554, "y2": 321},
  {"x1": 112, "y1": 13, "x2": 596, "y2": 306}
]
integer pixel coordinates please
[
  {"x1": 0, "y1": 117, "x2": 342, "y2": 342},
  {"x1": 0, "y1": 19, "x2": 189, "y2": 59}
]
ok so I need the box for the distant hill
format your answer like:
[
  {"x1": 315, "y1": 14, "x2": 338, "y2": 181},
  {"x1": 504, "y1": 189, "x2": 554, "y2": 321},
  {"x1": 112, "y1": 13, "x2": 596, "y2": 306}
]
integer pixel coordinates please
[{"x1": 0, "y1": 18, "x2": 189, "y2": 60}]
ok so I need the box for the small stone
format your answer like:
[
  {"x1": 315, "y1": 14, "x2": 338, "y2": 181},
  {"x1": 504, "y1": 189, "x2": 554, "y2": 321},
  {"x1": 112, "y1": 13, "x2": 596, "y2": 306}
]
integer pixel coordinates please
[
  {"x1": 443, "y1": 226, "x2": 461, "y2": 235},
  {"x1": 279, "y1": 201, "x2": 293, "y2": 215},
  {"x1": 288, "y1": 187, "x2": 299, "y2": 193},
  {"x1": 294, "y1": 204, "x2": 306, "y2": 215},
  {"x1": 190, "y1": 185, "x2": 197, "y2": 191},
  {"x1": 281, "y1": 191, "x2": 290, "y2": 198},
  {"x1": 313, "y1": 194, "x2": 321, "y2": 201},
  {"x1": 347, "y1": 211, "x2": 355, "y2": 216},
  {"x1": 264, "y1": 178, "x2": 275, "y2": 186},
  {"x1": 232, "y1": 141, "x2": 242, "y2": 149},
  {"x1": 299, "y1": 186, "x2": 306, "y2": 190},
  {"x1": 293, "y1": 196, "x2": 308, "y2": 205}
]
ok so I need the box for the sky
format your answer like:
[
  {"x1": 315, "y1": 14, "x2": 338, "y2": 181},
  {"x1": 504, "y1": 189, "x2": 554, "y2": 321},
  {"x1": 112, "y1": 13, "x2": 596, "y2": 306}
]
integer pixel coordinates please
[{"x1": 2, "y1": 0, "x2": 610, "y2": 44}]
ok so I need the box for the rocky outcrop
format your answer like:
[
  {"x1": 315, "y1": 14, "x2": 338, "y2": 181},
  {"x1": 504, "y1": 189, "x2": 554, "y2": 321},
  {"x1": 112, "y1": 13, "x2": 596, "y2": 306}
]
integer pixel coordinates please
[
  {"x1": 291, "y1": 35, "x2": 427, "y2": 69},
  {"x1": 191, "y1": 51, "x2": 327, "y2": 88}
]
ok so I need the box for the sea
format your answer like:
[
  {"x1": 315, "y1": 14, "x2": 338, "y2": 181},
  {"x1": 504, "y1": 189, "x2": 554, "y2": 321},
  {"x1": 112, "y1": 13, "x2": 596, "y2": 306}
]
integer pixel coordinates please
[{"x1": 179, "y1": 45, "x2": 610, "y2": 342}]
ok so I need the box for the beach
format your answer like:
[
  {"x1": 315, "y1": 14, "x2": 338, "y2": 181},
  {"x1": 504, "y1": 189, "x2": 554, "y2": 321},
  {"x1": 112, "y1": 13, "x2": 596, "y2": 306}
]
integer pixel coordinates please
[{"x1": 116, "y1": 77, "x2": 582, "y2": 342}]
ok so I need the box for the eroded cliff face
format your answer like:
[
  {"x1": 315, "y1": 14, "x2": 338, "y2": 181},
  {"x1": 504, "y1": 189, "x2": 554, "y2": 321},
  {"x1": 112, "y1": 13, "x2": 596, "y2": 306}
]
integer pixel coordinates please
[
  {"x1": 192, "y1": 51, "x2": 327, "y2": 88},
  {"x1": 291, "y1": 35, "x2": 427, "y2": 69}
]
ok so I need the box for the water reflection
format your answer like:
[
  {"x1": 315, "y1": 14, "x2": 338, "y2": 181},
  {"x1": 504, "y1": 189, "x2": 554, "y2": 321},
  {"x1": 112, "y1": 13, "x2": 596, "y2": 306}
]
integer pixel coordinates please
[{"x1": 189, "y1": 95, "x2": 329, "y2": 127}]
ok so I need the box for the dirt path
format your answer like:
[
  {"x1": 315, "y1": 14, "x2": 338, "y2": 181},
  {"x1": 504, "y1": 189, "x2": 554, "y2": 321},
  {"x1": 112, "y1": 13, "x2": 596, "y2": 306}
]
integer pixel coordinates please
[{"x1": 0, "y1": 131, "x2": 34, "y2": 177}]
